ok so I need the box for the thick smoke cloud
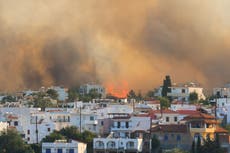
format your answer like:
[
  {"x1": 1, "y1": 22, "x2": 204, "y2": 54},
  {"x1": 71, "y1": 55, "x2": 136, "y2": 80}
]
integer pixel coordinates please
[{"x1": 0, "y1": 0, "x2": 230, "y2": 91}]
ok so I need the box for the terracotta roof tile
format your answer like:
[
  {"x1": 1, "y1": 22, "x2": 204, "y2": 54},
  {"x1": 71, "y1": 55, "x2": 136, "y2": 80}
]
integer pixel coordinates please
[{"x1": 151, "y1": 124, "x2": 188, "y2": 133}]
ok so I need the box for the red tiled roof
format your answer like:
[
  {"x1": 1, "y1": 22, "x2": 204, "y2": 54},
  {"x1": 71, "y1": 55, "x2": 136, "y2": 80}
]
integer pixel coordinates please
[
  {"x1": 7, "y1": 115, "x2": 18, "y2": 120},
  {"x1": 215, "y1": 126, "x2": 228, "y2": 133},
  {"x1": 183, "y1": 113, "x2": 215, "y2": 120},
  {"x1": 151, "y1": 124, "x2": 188, "y2": 133},
  {"x1": 177, "y1": 110, "x2": 200, "y2": 115},
  {"x1": 151, "y1": 109, "x2": 178, "y2": 114}
]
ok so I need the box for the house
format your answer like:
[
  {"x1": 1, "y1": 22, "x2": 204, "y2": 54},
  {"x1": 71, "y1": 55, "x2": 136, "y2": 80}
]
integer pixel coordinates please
[
  {"x1": 79, "y1": 83, "x2": 106, "y2": 98},
  {"x1": 167, "y1": 82, "x2": 205, "y2": 102},
  {"x1": 182, "y1": 113, "x2": 227, "y2": 140},
  {"x1": 151, "y1": 124, "x2": 192, "y2": 151},
  {"x1": 151, "y1": 109, "x2": 180, "y2": 124},
  {"x1": 213, "y1": 83, "x2": 230, "y2": 98},
  {"x1": 42, "y1": 140, "x2": 87, "y2": 153},
  {"x1": 93, "y1": 138, "x2": 143, "y2": 153}
]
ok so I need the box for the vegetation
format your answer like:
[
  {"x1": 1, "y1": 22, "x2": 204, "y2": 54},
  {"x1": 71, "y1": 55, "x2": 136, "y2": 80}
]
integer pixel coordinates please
[
  {"x1": 158, "y1": 97, "x2": 170, "y2": 109},
  {"x1": 0, "y1": 129, "x2": 34, "y2": 153},
  {"x1": 46, "y1": 89, "x2": 59, "y2": 100},
  {"x1": 68, "y1": 87, "x2": 79, "y2": 102},
  {"x1": 192, "y1": 135, "x2": 225, "y2": 153},
  {"x1": 151, "y1": 135, "x2": 160, "y2": 153},
  {"x1": 161, "y1": 75, "x2": 172, "y2": 98},
  {"x1": 1, "y1": 95, "x2": 16, "y2": 103},
  {"x1": 164, "y1": 148, "x2": 189, "y2": 153},
  {"x1": 127, "y1": 89, "x2": 137, "y2": 100},
  {"x1": 189, "y1": 92, "x2": 198, "y2": 103}
]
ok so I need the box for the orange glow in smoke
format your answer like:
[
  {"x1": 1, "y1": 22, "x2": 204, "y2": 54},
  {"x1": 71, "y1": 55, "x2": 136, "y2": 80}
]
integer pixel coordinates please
[{"x1": 106, "y1": 81, "x2": 129, "y2": 98}]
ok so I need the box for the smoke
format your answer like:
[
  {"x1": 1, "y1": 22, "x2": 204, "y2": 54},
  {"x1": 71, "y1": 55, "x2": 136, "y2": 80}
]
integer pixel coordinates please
[{"x1": 0, "y1": 0, "x2": 230, "y2": 91}]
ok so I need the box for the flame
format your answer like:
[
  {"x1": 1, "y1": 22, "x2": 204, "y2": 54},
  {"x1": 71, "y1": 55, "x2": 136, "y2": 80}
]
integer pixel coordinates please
[{"x1": 106, "y1": 81, "x2": 129, "y2": 98}]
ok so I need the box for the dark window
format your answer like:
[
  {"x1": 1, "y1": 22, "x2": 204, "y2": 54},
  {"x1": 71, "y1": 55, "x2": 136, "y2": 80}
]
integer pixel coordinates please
[
  {"x1": 90, "y1": 116, "x2": 94, "y2": 121},
  {"x1": 14, "y1": 121, "x2": 18, "y2": 126},
  {"x1": 27, "y1": 137, "x2": 30, "y2": 141},
  {"x1": 182, "y1": 89, "x2": 186, "y2": 93},
  {"x1": 101, "y1": 121, "x2": 104, "y2": 126},
  {"x1": 57, "y1": 149, "x2": 63, "y2": 153},
  {"x1": 69, "y1": 149, "x2": 74, "y2": 153},
  {"x1": 126, "y1": 122, "x2": 129, "y2": 128},
  {"x1": 177, "y1": 135, "x2": 181, "y2": 141},
  {"x1": 117, "y1": 122, "x2": 120, "y2": 128},
  {"x1": 47, "y1": 128, "x2": 50, "y2": 132},
  {"x1": 166, "y1": 117, "x2": 169, "y2": 122},
  {"x1": 27, "y1": 130, "x2": 30, "y2": 135},
  {"x1": 164, "y1": 135, "x2": 168, "y2": 141},
  {"x1": 174, "y1": 117, "x2": 177, "y2": 122},
  {"x1": 46, "y1": 149, "x2": 51, "y2": 153}
]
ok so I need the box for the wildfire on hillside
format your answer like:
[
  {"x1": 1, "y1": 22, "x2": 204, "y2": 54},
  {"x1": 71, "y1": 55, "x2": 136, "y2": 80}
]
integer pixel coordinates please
[{"x1": 105, "y1": 81, "x2": 129, "y2": 98}]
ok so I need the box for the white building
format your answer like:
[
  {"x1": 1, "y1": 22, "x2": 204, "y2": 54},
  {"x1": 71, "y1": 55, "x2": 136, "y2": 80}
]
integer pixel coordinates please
[
  {"x1": 167, "y1": 82, "x2": 205, "y2": 102},
  {"x1": 79, "y1": 83, "x2": 106, "y2": 98},
  {"x1": 42, "y1": 140, "x2": 87, "y2": 153},
  {"x1": 49, "y1": 86, "x2": 68, "y2": 101},
  {"x1": 93, "y1": 138, "x2": 143, "y2": 153}
]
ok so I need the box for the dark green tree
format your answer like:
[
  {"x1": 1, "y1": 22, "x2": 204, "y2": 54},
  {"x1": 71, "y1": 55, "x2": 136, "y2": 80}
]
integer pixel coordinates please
[
  {"x1": 127, "y1": 90, "x2": 137, "y2": 100},
  {"x1": 42, "y1": 131, "x2": 65, "y2": 142},
  {"x1": 145, "y1": 90, "x2": 155, "y2": 99},
  {"x1": 0, "y1": 129, "x2": 34, "y2": 153},
  {"x1": 136, "y1": 91, "x2": 143, "y2": 101},
  {"x1": 68, "y1": 88, "x2": 79, "y2": 102},
  {"x1": 158, "y1": 97, "x2": 170, "y2": 110},
  {"x1": 1, "y1": 95, "x2": 16, "y2": 103},
  {"x1": 161, "y1": 75, "x2": 172, "y2": 97},
  {"x1": 151, "y1": 135, "x2": 160, "y2": 153},
  {"x1": 189, "y1": 92, "x2": 198, "y2": 103},
  {"x1": 46, "y1": 89, "x2": 59, "y2": 100}
]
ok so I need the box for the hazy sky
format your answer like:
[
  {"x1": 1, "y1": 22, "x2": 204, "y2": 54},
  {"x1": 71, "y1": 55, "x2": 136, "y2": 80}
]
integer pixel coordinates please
[{"x1": 0, "y1": 0, "x2": 230, "y2": 92}]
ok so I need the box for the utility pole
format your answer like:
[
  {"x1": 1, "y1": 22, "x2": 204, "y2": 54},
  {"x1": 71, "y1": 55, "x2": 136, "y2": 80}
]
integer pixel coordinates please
[
  {"x1": 35, "y1": 116, "x2": 38, "y2": 144},
  {"x1": 80, "y1": 106, "x2": 82, "y2": 133}
]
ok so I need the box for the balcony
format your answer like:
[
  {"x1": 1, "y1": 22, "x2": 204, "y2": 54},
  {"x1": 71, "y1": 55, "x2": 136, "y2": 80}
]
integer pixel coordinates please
[{"x1": 111, "y1": 126, "x2": 132, "y2": 131}]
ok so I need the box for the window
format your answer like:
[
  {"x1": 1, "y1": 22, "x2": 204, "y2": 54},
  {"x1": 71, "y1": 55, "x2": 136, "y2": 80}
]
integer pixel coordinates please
[
  {"x1": 177, "y1": 135, "x2": 181, "y2": 141},
  {"x1": 101, "y1": 121, "x2": 104, "y2": 126},
  {"x1": 27, "y1": 137, "x2": 30, "y2": 141},
  {"x1": 166, "y1": 117, "x2": 169, "y2": 122},
  {"x1": 90, "y1": 116, "x2": 94, "y2": 121},
  {"x1": 57, "y1": 149, "x2": 63, "y2": 153},
  {"x1": 117, "y1": 122, "x2": 120, "y2": 128},
  {"x1": 46, "y1": 149, "x2": 51, "y2": 153},
  {"x1": 182, "y1": 89, "x2": 186, "y2": 93},
  {"x1": 164, "y1": 135, "x2": 168, "y2": 141},
  {"x1": 126, "y1": 122, "x2": 129, "y2": 128},
  {"x1": 174, "y1": 117, "x2": 177, "y2": 122},
  {"x1": 69, "y1": 149, "x2": 74, "y2": 153},
  {"x1": 14, "y1": 121, "x2": 18, "y2": 126},
  {"x1": 27, "y1": 130, "x2": 30, "y2": 135},
  {"x1": 47, "y1": 128, "x2": 50, "y2": 132}
]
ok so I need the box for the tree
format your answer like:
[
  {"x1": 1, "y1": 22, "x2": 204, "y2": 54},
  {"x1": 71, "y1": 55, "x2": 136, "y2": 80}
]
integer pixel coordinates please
[
  {"x1": 158, "y1": 97, "x2": 170, "y2": 110},
  {"x1": 145, "y1": 90, "x2": 155, "y2": 99},
  {"x1": 136, "y1": 91, "x2": 143, "y2": 101},
  {"x1": 46, "y1": 89, "x2": 59, "y2": 100},
  {"x1": 0, "y1": 129, "x2": 34, "y2": 153},
  {"x1": 161, "y1": 75, "x2": 172, "y2": 97},
  {"x1": 1, "y1": 95, "x2": 16, "y2": 103},
  {"x1": 151, "y1": 135, "x2": 160, "y2": 153},
  {"x1": 189, "y1": 92, "x2": 198, "y2": 103},
  {"x1": 42, "y1": 131, "x2": 65, "y2": 142},
  {"x1": 68, "y1": 88, "x2": 79, "y2": 102},
  {"x1": 127, "y1": 90, "x2": 136, "y2": 100}
]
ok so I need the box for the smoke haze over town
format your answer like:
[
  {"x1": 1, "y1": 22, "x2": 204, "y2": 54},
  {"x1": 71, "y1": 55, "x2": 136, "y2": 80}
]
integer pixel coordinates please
[{"x1": 1, "y1": 0, "x2": 230, "y2": 91}]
